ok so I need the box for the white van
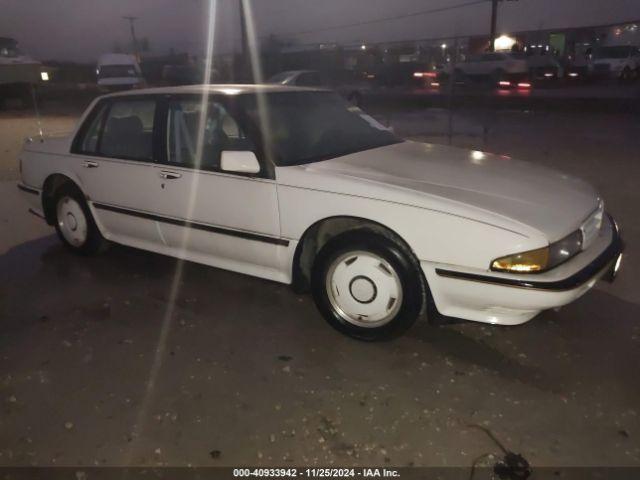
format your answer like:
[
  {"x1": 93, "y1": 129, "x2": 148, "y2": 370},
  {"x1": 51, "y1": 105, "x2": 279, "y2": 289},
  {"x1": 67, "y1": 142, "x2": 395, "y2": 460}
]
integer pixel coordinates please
[
  {"x1": 96, "y1": 54, "x2": 144, "y2": 91},
  {"x1": 589, "y1": 45, "x2": 640, "y2": 81}
]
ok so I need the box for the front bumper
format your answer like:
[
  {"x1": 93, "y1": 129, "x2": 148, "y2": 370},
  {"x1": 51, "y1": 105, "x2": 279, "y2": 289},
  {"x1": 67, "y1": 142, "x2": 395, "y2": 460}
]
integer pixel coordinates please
[{"x1": 423, "y1": 215, "x2": 624, "y2": 325}]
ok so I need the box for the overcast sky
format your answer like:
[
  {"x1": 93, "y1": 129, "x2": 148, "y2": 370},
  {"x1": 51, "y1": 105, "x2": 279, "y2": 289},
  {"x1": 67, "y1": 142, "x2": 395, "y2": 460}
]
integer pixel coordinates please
[{"x1": 1, "y1": 0, "x2": 638, "y2": 62}]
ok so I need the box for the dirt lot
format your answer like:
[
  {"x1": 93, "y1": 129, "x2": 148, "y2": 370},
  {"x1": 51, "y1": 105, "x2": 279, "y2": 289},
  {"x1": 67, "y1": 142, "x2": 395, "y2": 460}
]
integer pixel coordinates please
[{"x1": 1, "y1": 100, "x2": 639, "y2": 470}]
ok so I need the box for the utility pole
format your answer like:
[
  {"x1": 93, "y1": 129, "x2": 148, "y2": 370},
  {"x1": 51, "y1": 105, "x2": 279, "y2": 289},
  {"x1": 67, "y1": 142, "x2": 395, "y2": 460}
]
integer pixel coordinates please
[
  {"x1": 123, "y1": 16, "x2": 140, "y2": 60},
  {"x1": 489, "y1": 0, "x2": 519, "y2": 52},
  {"x1": 489, "y1": 0, "x2": 498, "y2": 51},
  {"x1": 238, "y1": 0, "x2": 249, "y2": 81}
]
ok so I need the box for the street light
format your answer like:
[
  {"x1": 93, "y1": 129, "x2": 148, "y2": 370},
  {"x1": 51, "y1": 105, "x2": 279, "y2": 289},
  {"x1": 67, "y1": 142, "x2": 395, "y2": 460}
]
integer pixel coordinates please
[{"x1": 489, "y1": 0, "x2": 519, "y2": 52}]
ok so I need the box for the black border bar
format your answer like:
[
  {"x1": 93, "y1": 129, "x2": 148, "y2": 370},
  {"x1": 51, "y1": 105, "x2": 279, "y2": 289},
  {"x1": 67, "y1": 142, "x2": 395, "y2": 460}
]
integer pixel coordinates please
[
  {"x1": 0, "y1": 467, "x2": 639, "y2": 480},
  {"x1": 436, "y1": 216, "x2": 623, "y2": 292},
  {"x1": 92, "y1": 202, "x2": 290, "y2": 247}
]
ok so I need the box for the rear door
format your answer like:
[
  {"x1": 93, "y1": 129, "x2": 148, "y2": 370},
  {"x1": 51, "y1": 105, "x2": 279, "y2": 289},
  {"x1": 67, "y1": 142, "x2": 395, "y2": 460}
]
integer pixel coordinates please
[{"x1": 71, "y1": 96, "x2": 163, "y2": 249}]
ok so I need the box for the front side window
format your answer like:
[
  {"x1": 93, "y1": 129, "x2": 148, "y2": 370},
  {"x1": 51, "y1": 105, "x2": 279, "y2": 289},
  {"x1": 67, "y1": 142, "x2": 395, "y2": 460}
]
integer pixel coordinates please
[
  {"x1": 166, "y1": 99, "x2": 253, "y2": 170},
  {"x1": 99, "y1": 99, "x2": 156, "y2": 160}
]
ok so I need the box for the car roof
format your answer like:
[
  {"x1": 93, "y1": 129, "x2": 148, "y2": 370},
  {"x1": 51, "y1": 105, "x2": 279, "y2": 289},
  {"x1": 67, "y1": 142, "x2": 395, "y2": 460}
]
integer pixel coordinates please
[{"x1": 102, "y1": 84, "x2": 329, "y2": 99}]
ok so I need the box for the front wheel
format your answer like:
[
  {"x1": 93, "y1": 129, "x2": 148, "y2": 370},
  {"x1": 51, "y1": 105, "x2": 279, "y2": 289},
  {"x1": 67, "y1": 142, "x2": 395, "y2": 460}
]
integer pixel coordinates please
[
  {"x1": 311, "y1": 230, "x2": 424, "y2": 341},
  {"x1": 53, "y1": 185, "x2": 108, "y2": 255}
]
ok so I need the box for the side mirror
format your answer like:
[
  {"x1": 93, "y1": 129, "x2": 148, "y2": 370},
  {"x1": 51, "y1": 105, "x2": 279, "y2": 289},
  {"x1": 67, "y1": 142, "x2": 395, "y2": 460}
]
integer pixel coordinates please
[{"x1": 220, "y1": 151, "x2": 260, "y2": 174}]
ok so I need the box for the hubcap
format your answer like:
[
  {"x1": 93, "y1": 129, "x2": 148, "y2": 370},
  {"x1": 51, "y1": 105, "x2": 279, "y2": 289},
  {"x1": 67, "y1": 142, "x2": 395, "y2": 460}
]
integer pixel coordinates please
[
  {"x1": 326, "y1": 251, "x2": 403, "y2": 328},
  {"x1": 56, "y1": 196, "x2": 88, "y2": 247}
]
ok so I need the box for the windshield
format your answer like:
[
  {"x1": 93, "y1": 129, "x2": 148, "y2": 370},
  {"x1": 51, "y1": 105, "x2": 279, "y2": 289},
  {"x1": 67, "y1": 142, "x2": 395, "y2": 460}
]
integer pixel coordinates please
[
  {"x1": 593, "y1": 46, "x2": 634, "y2": 59},
  {"x1": 98, "y1": 64, "x2": 139, "y2": 78},
  {"x1": 239, "y1": 91, "x2": 401, "y2": 166}
]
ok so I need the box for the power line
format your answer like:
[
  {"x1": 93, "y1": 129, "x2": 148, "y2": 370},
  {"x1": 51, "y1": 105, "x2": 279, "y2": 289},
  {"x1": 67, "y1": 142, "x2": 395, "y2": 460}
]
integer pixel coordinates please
[{"x1": 273, "y1": 0, "x2": 492, "y2": 38}]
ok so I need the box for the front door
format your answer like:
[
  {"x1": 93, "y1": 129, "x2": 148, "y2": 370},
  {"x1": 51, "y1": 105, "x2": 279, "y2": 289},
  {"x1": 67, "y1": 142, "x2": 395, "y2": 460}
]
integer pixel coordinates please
[{"x1": 152, "y1": 96, "x2": 286, "y2": 282}]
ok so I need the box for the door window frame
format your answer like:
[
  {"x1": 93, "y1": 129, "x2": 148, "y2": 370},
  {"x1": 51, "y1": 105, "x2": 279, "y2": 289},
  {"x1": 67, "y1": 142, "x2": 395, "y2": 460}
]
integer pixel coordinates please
[
  {"x1": 158, "y1": 93, "x2": 274, "y2": 180},
  {"x1": 71, "y1": 94, "x2": 165, "y2": 164}
]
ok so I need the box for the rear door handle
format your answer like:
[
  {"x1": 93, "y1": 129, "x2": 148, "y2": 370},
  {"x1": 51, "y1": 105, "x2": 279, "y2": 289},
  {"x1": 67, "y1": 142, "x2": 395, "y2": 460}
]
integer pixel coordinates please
[
  {"x1": 159, "y1": 170, "x2": 182, "y2": 180},
  {"x1": 82, "y1": 160, "x2": 99, "y2": 169}
]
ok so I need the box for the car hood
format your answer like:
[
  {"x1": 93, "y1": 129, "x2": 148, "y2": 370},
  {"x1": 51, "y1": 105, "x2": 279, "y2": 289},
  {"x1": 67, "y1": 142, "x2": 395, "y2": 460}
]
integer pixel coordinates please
[{"x1": 277, "y1": 141, "x2": 600, "y2": 241}]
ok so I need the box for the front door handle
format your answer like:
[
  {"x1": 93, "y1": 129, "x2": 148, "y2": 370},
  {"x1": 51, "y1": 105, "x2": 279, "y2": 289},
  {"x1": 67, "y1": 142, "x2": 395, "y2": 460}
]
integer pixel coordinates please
[
  {"x1": 82, "y1": 160, "x2": 99, "y2": 169},
  {"x1": 159, "y1": 170, "x2": 182, "y2": 180}
]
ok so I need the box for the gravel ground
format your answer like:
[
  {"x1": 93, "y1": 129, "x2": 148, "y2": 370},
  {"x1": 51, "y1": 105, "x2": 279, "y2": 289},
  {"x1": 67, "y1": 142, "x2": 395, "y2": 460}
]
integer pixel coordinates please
[{"x1": 0, "y1": 102, "x2": 639, "y2": 470}]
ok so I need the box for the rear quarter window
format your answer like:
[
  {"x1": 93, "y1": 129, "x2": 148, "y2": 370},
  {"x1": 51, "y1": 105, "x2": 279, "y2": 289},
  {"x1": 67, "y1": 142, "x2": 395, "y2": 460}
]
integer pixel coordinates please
[{"x1": 72, "y1": 98, "x2": 157, "y2": 161}]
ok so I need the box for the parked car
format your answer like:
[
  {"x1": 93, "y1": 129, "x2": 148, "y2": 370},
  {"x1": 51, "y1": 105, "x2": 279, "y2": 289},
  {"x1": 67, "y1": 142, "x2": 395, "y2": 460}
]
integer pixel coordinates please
[
  {"x1": 268, "y1": 69, "x2": 368, "y2": 105},
  {"x1": 589, "y1": 45, "x2": 640, "y2": 81},
  {"x1": 18, "y1": 86, "x2": 623, "y2": 340},
  {"x1": 526, "y1": 49, "x2": 564, "y2": 83},
  {"x1": 96, "y1": 53, "x2": 145, "y2": 92},
  {"x1": 367, "y1": 62, "x2": 438, "y2": 89},
  {"x1": 454, "y1": 52, "x2": 529, "y2": 84}
]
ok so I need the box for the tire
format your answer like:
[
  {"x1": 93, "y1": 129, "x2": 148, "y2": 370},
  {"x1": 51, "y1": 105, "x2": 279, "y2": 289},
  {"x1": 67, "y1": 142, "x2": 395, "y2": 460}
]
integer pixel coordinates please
[
  {"x1": 311, "y1": 230, "x2": 424, "y2": 341},
  {"x1": 53, "y1": 184, "x2": 108, "y2": 255}
]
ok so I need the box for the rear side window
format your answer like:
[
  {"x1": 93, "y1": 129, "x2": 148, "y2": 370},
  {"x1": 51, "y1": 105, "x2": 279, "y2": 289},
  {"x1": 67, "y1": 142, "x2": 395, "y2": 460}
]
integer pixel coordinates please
[{"x1": 100, "y1": 99, "x2": 156, "y2": 160}]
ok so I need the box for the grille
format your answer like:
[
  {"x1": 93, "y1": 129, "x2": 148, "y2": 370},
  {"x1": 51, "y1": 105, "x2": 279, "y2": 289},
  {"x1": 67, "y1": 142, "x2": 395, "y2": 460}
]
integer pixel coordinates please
[{"x1": 581, "y1": 202, "x2": 604, "y2": 250}]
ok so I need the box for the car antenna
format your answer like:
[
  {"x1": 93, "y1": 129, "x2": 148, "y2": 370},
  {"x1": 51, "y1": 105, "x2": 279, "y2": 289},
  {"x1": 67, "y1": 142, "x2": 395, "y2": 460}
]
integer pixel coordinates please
[{"x1": 29, "y1": 83, "x2": 45, "y2": 142}]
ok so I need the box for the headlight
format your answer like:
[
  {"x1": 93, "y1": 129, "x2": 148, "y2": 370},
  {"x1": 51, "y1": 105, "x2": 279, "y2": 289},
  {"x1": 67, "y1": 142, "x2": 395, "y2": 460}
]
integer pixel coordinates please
[{"x1": 491, "y1": 230, "x2": 583, "y2": 273}]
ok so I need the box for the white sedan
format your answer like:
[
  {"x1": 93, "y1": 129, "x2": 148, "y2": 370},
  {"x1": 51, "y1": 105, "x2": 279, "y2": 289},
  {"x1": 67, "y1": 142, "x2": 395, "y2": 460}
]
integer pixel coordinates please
[{"x1": 17, "y1": 85, "x2": 623, "y2": 340}]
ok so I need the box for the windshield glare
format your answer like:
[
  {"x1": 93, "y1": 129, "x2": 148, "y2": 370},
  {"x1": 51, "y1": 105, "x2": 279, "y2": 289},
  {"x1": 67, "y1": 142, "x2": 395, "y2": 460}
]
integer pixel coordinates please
[{"x1": 239, "y1": 92, "x2": 401, "y2": 166}]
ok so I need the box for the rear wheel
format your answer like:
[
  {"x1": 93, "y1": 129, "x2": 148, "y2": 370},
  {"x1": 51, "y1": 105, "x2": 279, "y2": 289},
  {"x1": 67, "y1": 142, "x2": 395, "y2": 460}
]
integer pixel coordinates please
[
  {"x1": 311, "y1": 230, "x2": 424, "y2": 341},
  {"x1": 53, "y1": 185, "x2": 108, "y2": 255}
]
